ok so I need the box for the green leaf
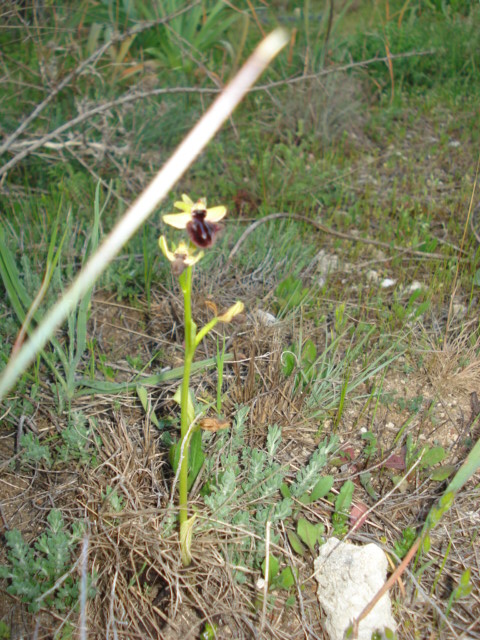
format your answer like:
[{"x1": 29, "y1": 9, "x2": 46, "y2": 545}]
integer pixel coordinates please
[
  {"x1": 359, "y1": 472, "x2": 379, "y2": 500},
  {"x1": 302, "y1": 339, "x2": 317, "y2": 365},
  {"x1": 280, "y1": 482, "x2": 292, "y2": 498},
  {"x1": 310, "y1": 476, "x2": 334, "y2": 501},
  {"x1": 297, "y1": 518, "x2": 323, "y2": 552},
  {"x1": 335, "y1": 480, "x2": 355, "y2": 515},
  {"x1": 421, "y1": 446, "x2": 446, "y2": 469},
  {"x1": 169, "y1": 431, "x2": 205, "y2": 490},
  {"x1": 474, "y1": 268, "x2": 480, "y2": 287},
  {"x1": 180, "y1": 514, "x2": 196, "y2": 566},
  {"x1": 200, "y1": 622, "x2": 218, "y2": 640},
  {"x1": 460, "y1": 568, "x2": 471, "y2": 587},
  {"x1": 277, "y1": 566, "x2": 296, "y2": 589},
  {"x1": 136, "y1": 384, "x2": 148, "y2": 410},
  {"x1": 430, "y1": 464, "x2": 456, "y2": 482},
  {"x1": 261, "y1": 554, "x2": 279, "y2": 582},
  {"x1": 188, "y1": 430, "x2": 205, "y2": 490},
  {"x1": 282, "y1": 352, "x2": 296, "y2": 377},
  {"x1": 173, "y1": 386, "x2": 195, "y2": 425},
  {"x1": 287, "y1": 530, "x2": 306, "y2": 557},
  {"x1": 422, "y1": 533, "x2": 431, "y2": 553},
  {"x1": 136, "y1": 384, "x2": 159, "y2": 427},
  {"x1": 298, "y1": 492, "x2": 311, "y2": 505}
]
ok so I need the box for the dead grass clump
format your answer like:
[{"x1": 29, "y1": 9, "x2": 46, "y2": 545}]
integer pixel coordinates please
[
  {"x1": 271, "y1": 73, "x2": 366, "y2": 144},
  {"x1": 77, "y1": 410, "x2": 271, "y2": 639},
  {"x1": 424, "y1": 325, "x2": 480, "y2": 395}
]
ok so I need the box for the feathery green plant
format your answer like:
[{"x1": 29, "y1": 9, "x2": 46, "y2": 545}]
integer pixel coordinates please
[
  {"x1": 203, "y1": 407, "x2": 338, "y2": 578},
  {"x1": 0, "y1": 510, "x2": 93, "y2": 613}
]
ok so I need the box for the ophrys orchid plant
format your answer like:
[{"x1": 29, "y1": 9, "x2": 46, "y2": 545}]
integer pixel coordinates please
[{"x1": 160, "y1": 194, "x2": 243, "y2": 566}]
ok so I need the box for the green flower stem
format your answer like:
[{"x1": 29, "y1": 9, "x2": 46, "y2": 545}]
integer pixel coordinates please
[{"x1": 179, "y1": 265, "x2": 196, "y2": 530}]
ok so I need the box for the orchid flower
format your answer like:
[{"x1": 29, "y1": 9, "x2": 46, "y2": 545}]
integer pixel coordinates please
[{"x1": 163, "y1": 194, "x2": 226, "y2": 248}]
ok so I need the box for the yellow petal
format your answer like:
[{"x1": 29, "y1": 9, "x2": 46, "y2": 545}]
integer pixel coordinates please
[
  {"x1": 163, "y1": 212, "x2": 191, "y2": 229},
  {"x1": 174, "y1": 201, "x2": 192, "y2": 212},
  {"x1": 158, "y1": 235, "x2": 175, "y2": 261},
  {"x1": 206, "y1": 205, "x2": 227, "y2": 222},
  {"x1": 217, "y1": 301, "x2": 244, "y2": 323},
  {"x1": 185, "y1": 250, "x2": 204, "y2": 266},
  {"x1": 181, "y1": 194, "x2": 194, "y2": 205}
]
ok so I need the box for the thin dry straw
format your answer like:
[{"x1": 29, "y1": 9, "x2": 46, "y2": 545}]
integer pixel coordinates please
[
  {"x1": 79, "y1": 535, "x2": 89, "y2": 640},
  {"x1": 0, "y1": 29, "x2": 288, "y2": 402}
]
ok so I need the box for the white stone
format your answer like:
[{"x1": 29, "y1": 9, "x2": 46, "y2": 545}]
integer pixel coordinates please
[
  {"x1": 452, "y1": 303, "x2": 467, "y2": 319},
  {"x1": 315, "y1": 250, "x2": 339, "y2": 286},
  {"x1": 314, "y1": 537, "x2": 396, "y2": 640},
  {"x1": 254, "y1": 309, "x2": 278, "y2": 326},
  {"x1": 366, "y1": 270, "x2": 379, "y2": 283},
  {"x1": 406, "y1": 280, "x2": 423, "y2": 293},
  {"x1": 380, "y1": 278, "x2": 396, "y2": 288}
]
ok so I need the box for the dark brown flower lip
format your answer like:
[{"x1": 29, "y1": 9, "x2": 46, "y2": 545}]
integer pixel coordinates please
[
  {"x1": 186, "y1": 218, "x2": 221, "y2": 248},
  {"x1": 192, "y1": 206, "x2": 207, "y2": 220}
]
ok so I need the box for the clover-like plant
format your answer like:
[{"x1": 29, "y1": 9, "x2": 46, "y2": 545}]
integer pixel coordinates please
[{"x1": 160, "y1": 194, "x2": 243, "y2": 565}]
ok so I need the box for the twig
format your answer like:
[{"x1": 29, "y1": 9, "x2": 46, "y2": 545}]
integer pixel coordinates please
[
  {"x1": 469, "y1": 203, "x2": 480, "y2": 244},
  {"x1": 79, "y1": 535, "x2": 89, "y2": 640},
  {"x1": 253, "y1": 49, "x2": 436, "y2": 91},
  {"x1": 259, "y1": 520, "x2": 271, "y2": 637},
  {"x1": 0, "y1": 3, "x2": 200, "y2": 157},
  {"x1": 0, "y1": 86, "x2": 218, "y2": 179},
  {"x1": 227, "y1": 212, "x2": 458, "y2": 264},
  {"x1": 444, "y1": 153, "x2": 480, "y2": 347},
  {"x1": 0, "y1": 49, "x2": 435, "y2": 179}
]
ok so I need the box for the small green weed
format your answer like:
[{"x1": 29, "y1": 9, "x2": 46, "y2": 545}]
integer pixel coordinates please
[
  {"x1": 0, "y1": 510, "x2": 93, "y2": 613},
  {"x1": 203, "y1": 408, "x2": 337, "y2": 578},
  {"x1": 394, "y1": 527, "x2": 417, "y2": 560},
  {"x1": 331, "y1": 480, "x2": 355, "y2": 538},
  {"x1": 405, "y1": 435, "x2": 446, "y2": 474},
  {"x1": 0, "y1": 184, "x2": 106, "y2": 408},
  {"x1": 134, "y1": 0, "x2": 239, "y2": 74},
  {"x1": 444, "y1": 569, "x2": 473, "y2": 618},
  {"x1": 200, "y1": 622, "x2": 219, "y2": 640},
  {"x1": 57, "y1": 413, "x2": 100, "y2": 467},
  {"x1": 261, "y1": 554, "x2": 297, "y2": 595},
  {"x1": 20, "y1": 432, "x2": 53, "y2": 468},
  {"x1": 274, "y1": 276, "x2": 311, "y2": 316}
]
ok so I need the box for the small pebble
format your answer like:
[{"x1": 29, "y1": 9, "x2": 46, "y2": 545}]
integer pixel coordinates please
[
  {"x1": 406, "y1": 281, "x2": 423, "y2": 293},
  {"x1": 381, "y1": 278, "x2": 396, "y2": 288}
]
